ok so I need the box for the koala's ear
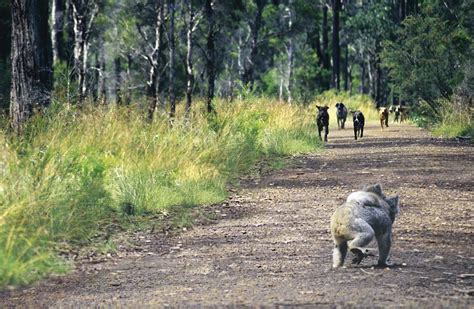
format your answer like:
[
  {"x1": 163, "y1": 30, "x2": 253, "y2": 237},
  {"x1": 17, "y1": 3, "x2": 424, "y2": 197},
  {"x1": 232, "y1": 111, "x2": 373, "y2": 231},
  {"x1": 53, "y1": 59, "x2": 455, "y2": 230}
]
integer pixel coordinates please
[
  {"x1": 363, "y1": 183, "x2": 383, "y2": 196},
  {"x1": 385, "y1": 195, "x2": 400, "y2": 214}
]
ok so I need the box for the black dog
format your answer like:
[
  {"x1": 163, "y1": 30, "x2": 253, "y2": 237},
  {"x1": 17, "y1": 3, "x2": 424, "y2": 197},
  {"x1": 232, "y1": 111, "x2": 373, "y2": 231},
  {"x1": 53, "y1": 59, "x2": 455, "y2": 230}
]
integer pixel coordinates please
[
  {"x1": 335, "y1": 102, "x2": 348, "y2": 129},
  {"x1": 316, "y1": 105, "x2": 329, "y2": 142},
  {"x1": 351, "y1": 111, "x2": 365, "y2": 140}
]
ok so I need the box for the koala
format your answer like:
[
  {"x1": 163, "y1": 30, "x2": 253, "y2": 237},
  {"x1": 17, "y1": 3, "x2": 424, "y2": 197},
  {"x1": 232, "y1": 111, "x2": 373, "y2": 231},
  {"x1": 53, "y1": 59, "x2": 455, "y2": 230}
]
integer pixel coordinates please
[{"x1": 330, "y1": 184, "x2": 400, "y2": 268}]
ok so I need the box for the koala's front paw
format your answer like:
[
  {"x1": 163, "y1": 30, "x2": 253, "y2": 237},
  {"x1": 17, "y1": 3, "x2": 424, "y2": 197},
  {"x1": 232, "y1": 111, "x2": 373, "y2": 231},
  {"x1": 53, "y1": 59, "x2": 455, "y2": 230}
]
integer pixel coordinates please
[
  {"x1": 352, "y1": 255, "x2": 364, "y2": 265},
  {"x1": 350, "y1": 248, "x2": 374, "y2": 265},
  {"x1": 350, "y1": 248, "x2": 365, "y2": 265}
]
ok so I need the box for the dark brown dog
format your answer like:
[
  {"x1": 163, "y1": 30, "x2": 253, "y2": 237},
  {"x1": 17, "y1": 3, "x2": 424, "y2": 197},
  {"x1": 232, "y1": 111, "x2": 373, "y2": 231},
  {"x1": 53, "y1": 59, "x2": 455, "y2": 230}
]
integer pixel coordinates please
[{"x1": 316, "y1": 105, "x2": 330, "y2": 142}]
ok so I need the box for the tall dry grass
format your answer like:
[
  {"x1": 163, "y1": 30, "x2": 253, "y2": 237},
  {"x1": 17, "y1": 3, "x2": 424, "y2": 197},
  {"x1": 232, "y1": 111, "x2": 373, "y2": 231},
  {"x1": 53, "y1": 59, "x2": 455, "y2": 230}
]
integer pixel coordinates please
[{"x1": 0, "y1": 97, "x2": 321, "y2": 287}]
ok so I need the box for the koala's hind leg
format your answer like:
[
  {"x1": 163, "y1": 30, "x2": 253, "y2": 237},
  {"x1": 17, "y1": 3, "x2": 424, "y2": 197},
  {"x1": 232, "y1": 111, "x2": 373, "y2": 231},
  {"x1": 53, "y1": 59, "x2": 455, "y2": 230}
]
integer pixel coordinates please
[
  {"x1": 333, "y1": 241, "x2": 348, "y2": 268},
  {"x1": 348, "y1": 220, "x2": 375, "y2": 265},
  {"x1": 376, "y1": 232, "x2": 392, "y2": 267}
]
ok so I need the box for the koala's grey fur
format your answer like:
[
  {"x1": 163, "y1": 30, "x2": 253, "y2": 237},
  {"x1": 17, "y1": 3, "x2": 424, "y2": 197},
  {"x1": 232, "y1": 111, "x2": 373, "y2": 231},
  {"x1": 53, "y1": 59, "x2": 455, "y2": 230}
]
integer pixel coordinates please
[{"x1": 330, "y1": 184, "x2": 400, "y2": 268}]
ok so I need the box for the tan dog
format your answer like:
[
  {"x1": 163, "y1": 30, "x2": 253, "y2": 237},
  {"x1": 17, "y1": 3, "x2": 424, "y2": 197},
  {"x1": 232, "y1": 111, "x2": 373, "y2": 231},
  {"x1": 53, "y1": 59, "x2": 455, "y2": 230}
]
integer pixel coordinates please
[{"x1": 379, "y1": 107, "x2": 389, "y2": 130}]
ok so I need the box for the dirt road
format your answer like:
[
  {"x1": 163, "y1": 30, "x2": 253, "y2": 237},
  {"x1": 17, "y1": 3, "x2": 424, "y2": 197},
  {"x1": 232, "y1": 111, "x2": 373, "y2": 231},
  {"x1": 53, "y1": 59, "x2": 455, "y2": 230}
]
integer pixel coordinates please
[{"x1": 1, "y1": 123, "x2": 473, "y2": 308}]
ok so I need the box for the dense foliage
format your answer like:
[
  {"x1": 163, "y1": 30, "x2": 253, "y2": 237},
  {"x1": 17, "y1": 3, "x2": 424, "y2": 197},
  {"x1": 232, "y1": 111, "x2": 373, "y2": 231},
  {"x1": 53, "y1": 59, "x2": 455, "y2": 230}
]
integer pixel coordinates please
[{"x1": 383, "y1": 0, "x2": 473, "y2": 129}]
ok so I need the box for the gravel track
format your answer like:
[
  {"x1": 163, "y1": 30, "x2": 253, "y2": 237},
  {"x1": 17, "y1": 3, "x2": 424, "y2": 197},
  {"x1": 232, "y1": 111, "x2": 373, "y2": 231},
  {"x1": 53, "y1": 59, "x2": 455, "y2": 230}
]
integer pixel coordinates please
[{"x1": 1, "y1": 122, "x2": 473, "y2": 308}]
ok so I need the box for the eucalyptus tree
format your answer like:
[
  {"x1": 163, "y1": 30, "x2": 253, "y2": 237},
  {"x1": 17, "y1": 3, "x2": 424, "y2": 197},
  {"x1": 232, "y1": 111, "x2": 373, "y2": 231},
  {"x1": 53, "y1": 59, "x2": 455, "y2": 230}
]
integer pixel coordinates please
[
  {"x1": 331, "y1": 0, "x2": 341, "y2": 90},
  {"x1": 0, "y1": 0, "x2": 11, "y2": 110},
  {"x1": 204, "y1": 0, "x2": 216, "y2": 113},
  {"x1": 70, "y1": 0, "x2": 99, "y2": 104},
  {"x1": 168, "y1": 0, "x2": 177, "y2": 118},
  {"x1": 346, "y1": 1, "x2": 395, "y2": 104},
  {"x1": 134, "y1": 0, "x2": 166, "y2": 120},
  {"x1": 51, "y1": 0, "x2": 67, "y2": 64},
  {"x1": 183, "y1": 0, "x2": 203, "y2": 114},
  {"x1": 241, "y1": 0, "x2": 267, "y2": 90},
  {"x1": 10, "y1": 0, "x2": 52, "y2": 133}
]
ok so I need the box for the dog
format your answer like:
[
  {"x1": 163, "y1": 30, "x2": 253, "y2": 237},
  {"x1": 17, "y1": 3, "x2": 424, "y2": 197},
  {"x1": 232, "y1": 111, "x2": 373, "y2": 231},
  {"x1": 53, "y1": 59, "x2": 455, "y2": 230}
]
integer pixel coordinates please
[
  {"x1": 316, "y1": 105, "x2": 329, "y2": 142},
  {"x1": 351, "y1": 110, "x2": 365, "y2": 140},
  {"x1": 390, "y1": 105, "x2": 406, "y2": 123},
  {"x1": 379, "y1": 107, "x2": 389, "y2": 130},
  {"x1": 335, "y1": 102, "x2": 348, "y2": 129}
]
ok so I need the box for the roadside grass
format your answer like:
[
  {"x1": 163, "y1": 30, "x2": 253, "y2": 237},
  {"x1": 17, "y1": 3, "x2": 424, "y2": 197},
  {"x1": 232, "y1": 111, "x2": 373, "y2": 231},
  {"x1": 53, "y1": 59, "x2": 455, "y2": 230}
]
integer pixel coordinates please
[
  {"x1": 431, "y1": 106, "x2": 473, "y2": 139},
  {"x1": 411, "y1": 99, "x2": 473, "y2": 139},
  {"x1": 0, "y1": 96, "x2": 325, "y2": 288}
]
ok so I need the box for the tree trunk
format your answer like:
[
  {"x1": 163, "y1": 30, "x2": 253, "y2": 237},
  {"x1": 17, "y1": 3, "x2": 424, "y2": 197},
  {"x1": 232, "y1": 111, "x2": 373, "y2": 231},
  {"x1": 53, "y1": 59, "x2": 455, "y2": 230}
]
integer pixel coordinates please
[
  {"x1": 168, "y1": 0, "x2": 176, "y2": 119},
  {"x1": 406, "y1": 0, "x2": 417, "y2": 16},
  {"x1": 10, "y1": 0, "x2": 52, "y2": 133},
  {"x1": 375, "y1": 66, "x2": 382, "y2": 107},
  {"x1": 331, "y1": 0, "x2": 341, "y2": 91},
  {"x1": 65, "y1": 0, "x2": 75, "y2": 67},
  {"x1": 146, "y1": 0, "x2": 164, "y2": 121},
  {"x1": 399, "y1": 0, "x2": 406, "y2": 22},
  {"x1": 243, "y1": 0, "x2": 265, "y2": 89},
  {"x1": 71, "y1": 0, "x2": 98, "y2": 104},
  {"x1": 343, "y1": 43, "x2": 349, "y2": 91},
  {"x1": 93, "y1": 52, "x2": 99, "y2": 101},
  {"x1": 205, "y1": 0, "x2": 215, "y2": 114},
  {"x1": 360, "y1": 61, "x2": 366, "y2": 94},
  {"x1": 348, "y1": 63, "x2": 353, "y2": 95},
  {"x1": 279, "y1": 77, "x2": 283, "y2": 102},
  {"x1": 286, "y1": 0, "x2": 294, "y2": 104},
  {"x1": 51, "y1": 0, "x2": 66, "y2": 63},
  {"x1": 237, "y1": 30, "x2": 244, "y2": 87},
  {"x1": 185, "y1": 0, "x2": 195, "y2": 115},
  {"x1": 322, "y1": 4, "x2": 330, "y2": 90},
  {"x1": 126, "y1": 53, "x2": 132, "y2": 105},
  {"x1": 367, "y1": 57, "x2": 375, "y2": 99},
  {"x1": 114, "y1": 56, "x2": 121, "y2": 105},
  {"x1": 97, "y1": 39, "x2": 106, "y2": 104},
  {"x1": 375, "y1": 44, "x2": 382, "y2": 106}
]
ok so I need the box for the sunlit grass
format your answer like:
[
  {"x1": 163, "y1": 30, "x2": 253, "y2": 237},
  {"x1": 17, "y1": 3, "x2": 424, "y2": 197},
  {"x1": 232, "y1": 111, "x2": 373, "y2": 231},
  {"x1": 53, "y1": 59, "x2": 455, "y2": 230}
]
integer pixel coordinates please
[
  {"x1": 0, "y1": 96, "x2": 326, "y2": 287},
  {"x1": 431, "y1": 102, "x2": 473, "y2": 139}
]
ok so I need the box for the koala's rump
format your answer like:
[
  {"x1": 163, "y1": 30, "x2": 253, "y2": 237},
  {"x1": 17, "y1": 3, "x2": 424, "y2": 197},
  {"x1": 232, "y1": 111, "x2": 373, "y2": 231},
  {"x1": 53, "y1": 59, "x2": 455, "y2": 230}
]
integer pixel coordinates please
[
  {"x1": 330, "y1": 205, "x2": 351, "y2": 240},
  {"x1": 331, "y1": 203, "x2": 392, "y2": 242}
]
